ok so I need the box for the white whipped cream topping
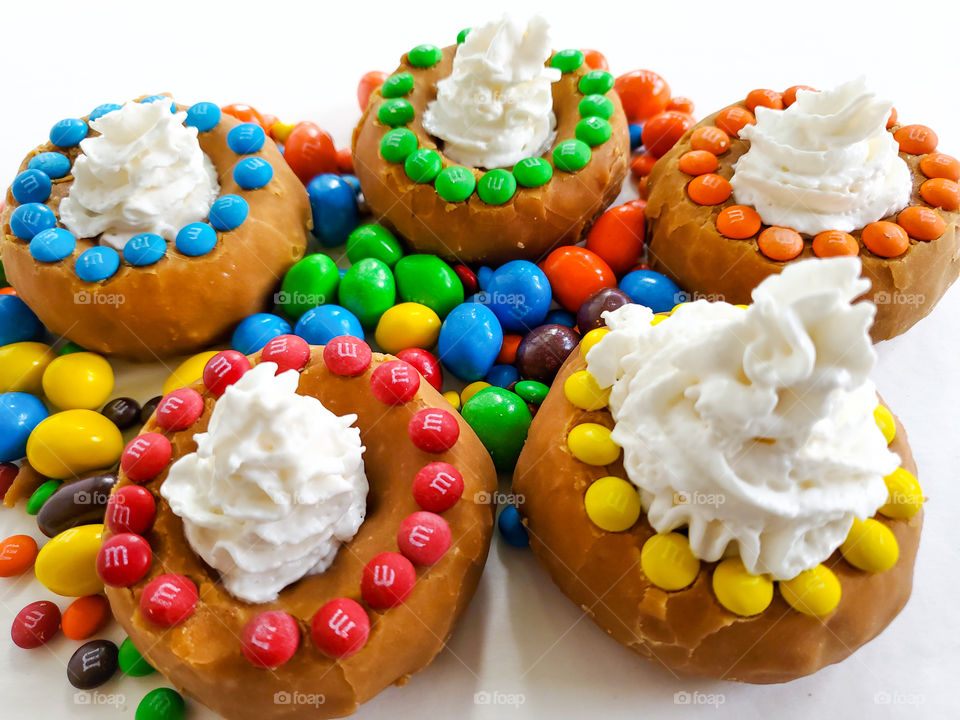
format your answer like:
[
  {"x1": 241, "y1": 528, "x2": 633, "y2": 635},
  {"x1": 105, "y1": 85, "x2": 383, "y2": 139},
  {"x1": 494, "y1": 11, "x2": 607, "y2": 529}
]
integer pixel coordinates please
[
  {"x1": 730, "y1": 78, "x2": 911, "y2": 236},
  {"x1": 161, "y1": 362, "x2": 367, "y2": 603},
  {"x1": 587, "y1": 258, "x2": 899, "y2": 580},
  {"x1": 421, "y1": 15, "x2": 560, "y2": 169},
  {"x1": 60, "y1": 99, "x2": 220, "y2": 250}
]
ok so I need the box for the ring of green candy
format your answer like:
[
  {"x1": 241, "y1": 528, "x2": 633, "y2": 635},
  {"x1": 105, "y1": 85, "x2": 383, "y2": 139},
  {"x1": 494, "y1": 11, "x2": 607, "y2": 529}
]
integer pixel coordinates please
[{"x1": 375, "y1": 38, "x2": 616, "y2": 205}]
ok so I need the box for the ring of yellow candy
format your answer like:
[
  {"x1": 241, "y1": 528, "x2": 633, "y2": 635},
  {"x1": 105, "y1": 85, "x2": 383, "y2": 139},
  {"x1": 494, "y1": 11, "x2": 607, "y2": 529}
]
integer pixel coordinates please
[{"x1": 565, "y1": 329, "x2": 924, "y2": 618}]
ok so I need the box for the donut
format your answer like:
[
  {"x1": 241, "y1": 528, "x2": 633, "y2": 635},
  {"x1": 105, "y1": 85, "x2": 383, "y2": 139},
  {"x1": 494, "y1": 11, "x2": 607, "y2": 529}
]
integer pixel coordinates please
[
  {"x1": 514, "y1": 259, "x2": 924, "y2": 683},
  {"x1": 0, "y1": 96, "x2": 310, "y2": 360},
  {"x1": 352, "y1": 34, "x2": 630, "y2": 265},
  {"x1": 646, "y1": 82, "x2": 960, "y2": 341},
  {"x1": 100, "y1": 336, "x2": 496, "y2": 719}
]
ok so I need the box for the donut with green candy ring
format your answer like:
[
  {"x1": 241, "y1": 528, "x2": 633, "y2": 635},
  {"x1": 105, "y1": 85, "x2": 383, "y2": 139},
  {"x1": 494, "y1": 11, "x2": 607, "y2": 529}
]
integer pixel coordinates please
[{"x1": 352, "y1": 39, "x2": 630, "y2": 264}]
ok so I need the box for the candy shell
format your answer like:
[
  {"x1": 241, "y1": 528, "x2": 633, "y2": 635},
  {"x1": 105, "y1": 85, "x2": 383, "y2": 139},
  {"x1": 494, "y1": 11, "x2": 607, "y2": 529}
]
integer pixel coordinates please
[
  {"x1": 231, "y1": 313, "x2": 293, "y2": 355},
  {"x1": 307, "y1": 174, "x2": 359, "y2": 247},
  {"x1": 295, "y1": 305, "x2": 364, "y2": 345},
  {"x1": 41, "y1": 351, "x2": 115, "y2": 410},
  {"x1": 35, "y1": 524, "x2": 105, "y2": 596},
  {"x1": 0, "y1": 295, "x2": 42, "y2": 346},
  {"x1": 394, "y1": 255, "x2": 464, "y2": 318},
  {"x1": 619, "y1": 269, "x2": 684, "y2": 313},
  {"x1": 26, "y1": 409, "x2": 122, "y2": 479},
  {"x1": 0, "y1": 341, "x2": 54, "y2": 393},
  {"x1": 461, "y1": 387, "x2": 532, "y2": 471},
  {"x1": 0, "y1": 392, "x2": 49, "y2": 462},
  {"x1": 437, "y1": 303, "x2": 503, "y2": 382}
]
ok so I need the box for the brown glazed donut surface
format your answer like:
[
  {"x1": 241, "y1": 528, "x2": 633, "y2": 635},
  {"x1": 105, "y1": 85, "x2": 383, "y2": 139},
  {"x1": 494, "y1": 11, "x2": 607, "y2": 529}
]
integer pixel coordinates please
[
  {"x1": 0, "y1": 100, "x2": 310, "y2": 360},
  {"x1": 104, "y1": 348, "x2": 497, "y2": 720},
  {"x1": 352, "y1": 46, "x2": 630, "y2": 264},
  {"x1": 646, "y1": 102, "x2": 960, "y2": 342},
  {"x1": 513, "y1": 347, "x2": 922, "y2": 684}
]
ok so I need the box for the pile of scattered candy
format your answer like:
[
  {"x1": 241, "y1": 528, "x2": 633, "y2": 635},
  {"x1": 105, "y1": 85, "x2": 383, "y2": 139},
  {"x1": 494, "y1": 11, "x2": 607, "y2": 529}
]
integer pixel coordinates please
[{"x1": 1, "y1": 56, "x2": 691, "y2": 715}]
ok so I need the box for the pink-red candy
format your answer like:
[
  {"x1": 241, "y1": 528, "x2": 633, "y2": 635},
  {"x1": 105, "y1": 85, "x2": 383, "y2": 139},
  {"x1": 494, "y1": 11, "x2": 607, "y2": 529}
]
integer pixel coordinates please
[
  {"x1": 203, "y1": 350, "x2": 250, "y2": 397},
  {"x1": 140, "y1": 574, "x2": 198, "y2": 627},
  {"x1": 260, "y1": 334, "x2": 311, "y2": 373},
  {"x1": 323, "y1": 335, "x2": 373, "y2": 376},
  {"x1": 120, "y1": 433, "x2": 172, "y2": 482},
  {"x1": 96, "y1": 533, "x2": 152, "y2": 587},
  {"x1": 361, "y1": 552, "x2": 416, "y2": 610},
  {"x1": 370, "y1": 360, "x2": 420, "y2": 405},
  {"x1": 154, "y1": 388, "x2": 204, "y2": 431},
  {"x1": 398, "y1": 511, "x2": 451, "y2": 565},
  {"x1": 105, "y1": 485, "x2": 156, "y2": 535},
  {"x1": 11, "y1": 600, "x2": 61, "y2": 649},
  {"x1": 412, "y1": 462, "x2": 464, "y2": 513},
  {"x1": 396, "y1": 348, "x2": 442, "y2": 391},
  {"x1": 241, "y1": 610, "x2": 301, "y2": 668},
  {"x1": 453, "y1": 264, "x2": 479, "y2": 296},
  {"x1": 311, "y1": 597, "x2": 370, "y2": 659},
  {"x1": 408, "y1": 409, "x2": 459, "y2": 453}
]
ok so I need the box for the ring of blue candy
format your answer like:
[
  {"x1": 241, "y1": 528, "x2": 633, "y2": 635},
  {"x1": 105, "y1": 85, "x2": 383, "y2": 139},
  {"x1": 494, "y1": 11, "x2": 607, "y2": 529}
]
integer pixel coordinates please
[{"x1": 8, "y1": 100, "x2": 275, "y2": 283}]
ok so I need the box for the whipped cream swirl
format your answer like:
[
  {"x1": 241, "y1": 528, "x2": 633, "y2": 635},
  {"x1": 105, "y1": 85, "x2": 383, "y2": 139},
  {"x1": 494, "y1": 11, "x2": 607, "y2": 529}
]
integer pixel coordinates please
[
  {"x1": 587, "y1": 258, "x2": 899, "y2": 580},
  {"x1": 60, "y1": 99, "x2": 220, "y2": 250},
  {"x1": 161, "y1": 362, "x2": 368, "y2": 603},
  {"x1": 422, "y1": 15, "x2": 560, "y2": 169},
  {"x1": 730, "y1": 78, "x2": 911, "y2": 235}
]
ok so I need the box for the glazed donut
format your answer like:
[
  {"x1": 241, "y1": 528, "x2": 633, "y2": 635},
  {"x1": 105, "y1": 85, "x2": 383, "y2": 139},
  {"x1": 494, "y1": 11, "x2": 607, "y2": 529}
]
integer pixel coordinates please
[
  {"x1": 0, "y1": 96, "x2": 309, "y2": 360},
  {"x1": 514, "y1": 260, "x2": 924, "y2": 683},
  {"x1": 646, "y1": 84, "x2": 960, "y2": 342},
  {"x1": 352, "y1": 41, "x2": 630, "y2": 265},
  {"x1": 101, "y1": 336, "x2": 496, "y2": 720}
]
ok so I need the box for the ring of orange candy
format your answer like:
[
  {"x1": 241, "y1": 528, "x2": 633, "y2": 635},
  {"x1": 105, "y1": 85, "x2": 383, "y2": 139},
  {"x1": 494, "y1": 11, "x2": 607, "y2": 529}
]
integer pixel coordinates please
[
  {"x1": 557, "y1": 324, "x2": 923, "y2": 618},
  {"x1": 674, "y1": 87, "x2": 958, "y2": 262}
]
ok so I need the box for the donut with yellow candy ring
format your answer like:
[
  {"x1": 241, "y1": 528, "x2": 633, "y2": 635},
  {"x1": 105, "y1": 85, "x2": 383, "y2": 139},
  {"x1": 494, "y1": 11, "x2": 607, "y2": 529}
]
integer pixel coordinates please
[{"x1": 514, "y1": 260, "x2": 924, "y2": 683}]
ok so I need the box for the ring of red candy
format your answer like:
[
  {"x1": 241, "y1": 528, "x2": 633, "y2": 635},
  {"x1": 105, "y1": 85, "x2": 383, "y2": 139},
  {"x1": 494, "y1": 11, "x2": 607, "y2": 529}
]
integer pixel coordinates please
[
  {"x1": 672, "y1": 86, "x2": 956, "y2": 262},
  {"x1": 101, "y1": 334, "x2": 467, "y2": 668}
]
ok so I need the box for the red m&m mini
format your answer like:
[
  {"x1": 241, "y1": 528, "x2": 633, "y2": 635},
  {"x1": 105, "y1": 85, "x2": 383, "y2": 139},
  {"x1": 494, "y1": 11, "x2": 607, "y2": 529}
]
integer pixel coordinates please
[
  {"x1": 11, "y1": 600, "x2": 61, "y2": 649},
  {"x1": 140, "y1": 574, "x2": 198, "y2": 627},
  {"x1": 412, "y1": 462, "x2": 464, "y2": 513},
  {"x1": 260, "y1": 334, "x2": 310, "y2": 373},
  {"x1": 203, "y1": 350, "x2": 251, "y2": 397},
  {"x1": 323, "y1": 335, "x2": 372, "y2": 376},
  {"x1": 361, "y1": 552, "x2": 416, "y2": 610},
  {"x1": 96, "y1": 533, "x2": 152, "y2": 587},
  {"x1": 408, "y1": 409, "x2": 459, "y2": 453},
  {"x1": 311, "y1": 598, "x2": 370, "y2": 658},
  {"x1": 370, "y1": 360, "x2": 420, "y2": 404},
  {"x1": 154, "y1": 388, "x2": 204, "y2": 431},
  {"x1": 241, "y1": 611, "x2": 301, "y2": 668},
  {"x1": 120, "y1": 433, "x2": 171, "y2": 482},
  {"x1": 105, "y1": 485, "x2": 156, "y2": 535},
  {"x1": 398, "y1": 511, "x2": 451, "y2": 565}
]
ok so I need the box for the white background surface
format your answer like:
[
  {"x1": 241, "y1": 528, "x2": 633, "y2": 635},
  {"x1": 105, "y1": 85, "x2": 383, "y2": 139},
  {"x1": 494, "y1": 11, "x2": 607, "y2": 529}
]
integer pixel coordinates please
[{"x1": 1, "y1": 0, "x2": 959, "y2": 718}]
